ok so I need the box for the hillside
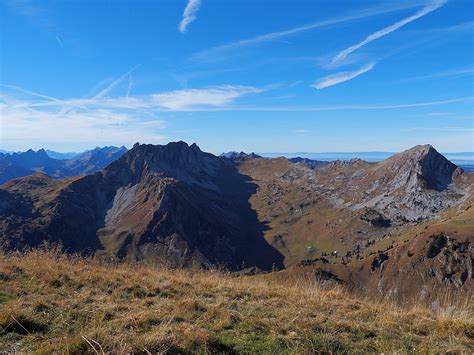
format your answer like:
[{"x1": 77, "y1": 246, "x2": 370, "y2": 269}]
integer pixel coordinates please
[
  {"x1": 0, "y1": 142, "x2": 472, "y2": 301},
  {"x1": 0, "y1": 249, "x2": 472, "y2": 353}
]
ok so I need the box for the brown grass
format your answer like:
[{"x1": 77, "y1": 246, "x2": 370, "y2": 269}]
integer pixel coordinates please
[{"x1": 0, "y1": 248, "x2": 472, "y2": 353}]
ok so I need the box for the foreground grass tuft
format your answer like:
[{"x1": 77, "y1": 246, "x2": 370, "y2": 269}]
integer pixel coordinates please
[{"x1": 0, "y1": 249, "x2": 472, "y2": 353}]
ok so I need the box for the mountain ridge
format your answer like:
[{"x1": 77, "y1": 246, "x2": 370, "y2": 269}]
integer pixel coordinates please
[{"x1": 0, "y1": 141, "x2": 472, "y2": 300}]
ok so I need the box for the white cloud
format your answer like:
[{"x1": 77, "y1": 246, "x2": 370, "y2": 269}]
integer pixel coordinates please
[
  {"x1": 0, "y1": 104, "x2": 167, "y2": 151},
  {"x1": 151, "y1": 86, "x2": 261, "y2": 110},
  {"x1": 0, "y1": 84, "x2": 262, "y2": 150},
  {"x1": 179, "y1": 0, "x2": 201, "y2": 34},
  {"x1": 193, "y1": 2, "x2": 422, "y2": 61},
  {"x1": 313, "y1": 62, "x2": 376, "y2": 89},
  {"x1": 331, "y1": 0, "x2": 447, "y2": 65}
]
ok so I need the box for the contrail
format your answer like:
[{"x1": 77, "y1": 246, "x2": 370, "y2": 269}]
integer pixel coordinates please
[
  {"x1": 93, "y1": 64, "x2": 141, "y2": 99},
  {"x1": 331, "y1": 0, "x2": 447, "y2": 65},
  {"x1": 55, "y1": 36, "x2": 64, "y2": 48}
]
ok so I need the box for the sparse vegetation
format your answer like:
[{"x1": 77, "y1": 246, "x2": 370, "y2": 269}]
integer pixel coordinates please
[{"x1": 1, "y1": 248, "x2": 472, "y2": 353}]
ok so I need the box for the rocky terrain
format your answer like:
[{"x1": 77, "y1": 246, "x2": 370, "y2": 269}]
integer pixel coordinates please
[{"x1": 0, "y1": 141, "x2": 472, "y2": 300}]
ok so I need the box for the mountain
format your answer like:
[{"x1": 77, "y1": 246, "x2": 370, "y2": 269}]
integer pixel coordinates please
[
  {"x1": 0, "y1": 146, "x2": 127, "y2": 184},
  {"x1": 0, "y1": 142, "x2": 472, "y2": 299},
  {"x1": 220, "y1": 151, "x2": 261, "y2": 160},
  {"x1": 0, "y1": 142, "x2": 282, "y2": 270},
  {"x1": 0, "y1": 149, "x2": 63, "y2": 184},
  {"x1": 235, "y1": 144, "x2": 472, "y2": 299},
  {"x1": 63, "y1": 146, "x2": 127, "y2": 175}
]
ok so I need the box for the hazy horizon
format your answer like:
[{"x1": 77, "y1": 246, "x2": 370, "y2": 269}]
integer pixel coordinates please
[{"x1": 1, "y1": 142, "x2": 473, "y2": 156}]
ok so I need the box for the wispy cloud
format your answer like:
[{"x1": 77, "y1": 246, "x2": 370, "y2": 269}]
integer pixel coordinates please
[
  {"x1": 0, "y1": 103, "x2": 167, "y2": 151},
  {"x1": 5, "y1": 0, "x2": 56, "y2": 31},
  {"x1": 331, "y1": 0, "x2": 447, "y2": 65},
  {"x1": 0, "y1": 83, "x2": 263, "y2": 150},
  {"x1": 177, "y1": 96, "x2": 471, "y2": 112},
  {"x1": 179, "y1": 0, "x2": 201, "y2": 34},
  {"x1": 313, "y1": 62, "x2": 376, "y2": 89},
  {"x1": 193, "y1": 2, "x2": 422, "y2": 61},
  {"x1": 294, "y1": 129, "x2": 309, "y2": 134},
  {"x1": 399, "y1": 67, "x2": 474, "y2": 82},
  {"x1": 151, "y1": 86, "x2": 261, "y2": 110},
  {"x1": 1, "y1": 84, "x2": 262, "y2": 112}
]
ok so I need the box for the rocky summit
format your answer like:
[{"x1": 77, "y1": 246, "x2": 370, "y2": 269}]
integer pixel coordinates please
[{"x1": 0, "y1": 141, "x2": 472, "y2": 300}]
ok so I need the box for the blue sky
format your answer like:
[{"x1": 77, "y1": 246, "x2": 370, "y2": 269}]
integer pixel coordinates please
[{"x1": 0, "y1": 0, "x2": 473, "y2": 153}]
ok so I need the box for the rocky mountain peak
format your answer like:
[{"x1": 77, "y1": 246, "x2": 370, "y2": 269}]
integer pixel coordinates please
[
  {"x1": 380, "y1": 144, "x2": 459, "y2": 191},
  {"x1": 107, "y1": 142, "x2": 223, "y2": 189}
]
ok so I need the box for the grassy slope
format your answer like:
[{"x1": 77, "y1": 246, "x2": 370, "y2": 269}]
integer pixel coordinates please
[{"x1": 1, "y1": 250, "x2": 473, "y2": 353}]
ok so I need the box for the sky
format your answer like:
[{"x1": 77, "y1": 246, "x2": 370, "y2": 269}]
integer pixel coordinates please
[{"x1": 0, "y1": 0, "x2": 473, "y2": 154}]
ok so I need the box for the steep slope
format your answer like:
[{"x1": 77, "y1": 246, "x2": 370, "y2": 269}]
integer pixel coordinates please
[{"x1": 0, "y1": 142, "x2": 283, "y2": 270}]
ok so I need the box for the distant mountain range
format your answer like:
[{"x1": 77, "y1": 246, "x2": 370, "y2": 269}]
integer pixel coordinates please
[
  {"x1": 0, "y1": 146, "x2": 127, "y2": 184},
  {"x1": 0, "y1": 141, "x2": 472, "y2": 300}
]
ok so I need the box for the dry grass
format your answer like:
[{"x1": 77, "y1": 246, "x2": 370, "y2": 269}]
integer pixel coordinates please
[{"x1": 0, "y1": 249, "x2": 472, "y2": 353}]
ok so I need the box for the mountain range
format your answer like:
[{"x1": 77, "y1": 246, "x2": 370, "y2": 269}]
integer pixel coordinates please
[
  {"x1": 0, "y1": 141, "x2": 472, "y2": 300},
  {"x1": 0, "y1": 146, "x2": 127, "y2": 184}
]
